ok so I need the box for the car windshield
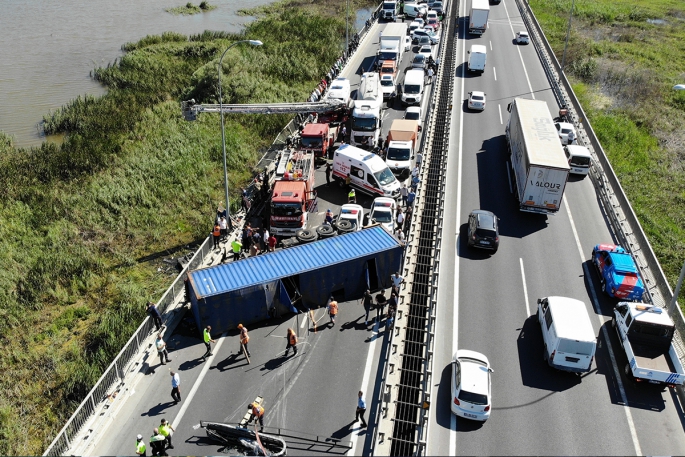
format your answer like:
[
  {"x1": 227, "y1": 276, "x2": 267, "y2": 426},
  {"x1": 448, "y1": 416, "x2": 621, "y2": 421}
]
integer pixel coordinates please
[
  {"x1": 331, "y1": 84, "x2": 344, "y2": 90},
  {"x1": 387, "y1": 147, "x2": 411, "y2": 161},
  {"x1": 300, "y1": 137, "x2": 322, "y2": 148},
  {"x1": 557, "y1": 339, "x2": 594, "y2": 356},
  {"x1": 383, "y1": 2, "x2": 395, "y2": 8},
  {"x1": 420, "y1": 47, "x2": 431, "y2": 53},
  {"x1": 381, "y1": 79, "x2": 394, "y2": 87},
  {"x1": 570, "y1": 156, "x2": 591, "y2": 166},
  {"x1": 405, "y1": 84, "x2": 421, "y2": 94},
  {"x1": 520, "y1": 32, "x2": 528, "y2": 37},
  {"x1": 374, "y1": 168, "x2": 397, "y2": 186},
  {"x1": 475, "y1": 228, "x2": 496, "y2": 238},
  {"x1": 405, "y1": 112, "x2": 420, "y2": 120},
  {"x1": 271, "y1": 203, "x2": 303, "y2": 216},
  {"x1": 471, "y1": 95, "x2": 484, "y2": 101},
  {"x1": 458, "y1": 389, "x2": 488, "y2": 405},
  {"x1": 561, "y1": 128, "x2": 572, "y2": 134},
  {"x1": 381, "y1": 67, "x2": 394, "y2": 74},
  {"x1": 372, "y1": 210, "x2": 393, "y2": 223},
  {"x1": 351, "y1": 116, "x2": 377, "y2": 131},
  {"x1": 413, "y1": 56, "x2": 425, "y2": 65}
]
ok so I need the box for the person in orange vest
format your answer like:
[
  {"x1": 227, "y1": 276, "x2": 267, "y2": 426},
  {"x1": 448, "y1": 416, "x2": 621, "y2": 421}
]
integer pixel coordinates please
[
  {"x1": 327, "y1": 296, "x2": 339, "y2": 326},
  {"x1": 237, "y1": 324, "x2": 251, "y2": 357},
  {"x1": 248, "y1": 403, "x2": 265, "y2": 432},
  {"x1": 285, "y1": 328, "x2": 298, "y2": 357},
  {"x1": 212, "y1": 223, "x2": 221, "y2": 249}
]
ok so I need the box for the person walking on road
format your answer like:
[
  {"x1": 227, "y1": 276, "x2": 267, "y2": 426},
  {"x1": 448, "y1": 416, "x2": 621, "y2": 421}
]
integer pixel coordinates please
[
  {"x1": 202, "y1": 326, "x2": 215, "y2": 360},
  {"x1": 375, "y1": 290, "x2": 387, "y2": 322},
  {"x1": 415, "y1": 150, "x2": 423, "y2": 169},
  {"x1": 135, "y1": 434, "x2": 147, "y2": 456},
  {"x1": 387, "y1": 292, "x2": 398, "y2": 326},
  {"x1": 427, "y1": 66, "x2": 435, "y2": 84},
  {"x1": 155, "y1": 332, "x2": 172, "y2": 366},
  {"x1": 406, "y1": 188, "x2": 416, "y2": 208},
  {"x1": 348, "y1": 188, "x2": 356, "y2": 204},
  {"x1": 391, "y1": 271, "x2": 405, "y2": 296},
  {"x1": 325, "y1": 161, "x2": 332, "y2": 185},
  {"x1": 356, "y1": 391, "x2": 368, "y2": 427},
  {"x1": 396, "y1": 207, "x2": 405, "y2": 231},
  {"x1": 379, "y1": 29, "x2": 383, "y2": 43},
  {"x1": 285, "y1": 328, "x2": 298, "y2": 357},
  {"x1": 170, "y1": 371, "x2": 181, "y2": 404},
  {"x1": 238, "y1": 324, "x2": 252, "y2": 357},
  {"x1": 249, "y1": 403, "x2": 265, "y2": 432},
  {"x1": 149, "y1": 428, "x2": 167, "y2": 456},
  {"x1": 341, "y1": 125, "x2": 347, "y2": 142},
  {"x1": 231, "y1": 238, "x2": 242, "y2": 261},
  {"x1": 328, "y1": 297, "x2": 339, "y2": 326},
  {"x1": 146, "y1": 301, "x2": 163, "y2": 332},
  {"x1": 159, "y1": 419, "x2": 175, "y2": 450},
  {"x1": 212, "y1": 223, "x2": 221, "y2": 250},
  {"x1": 268, "y1": 233, "x2": 277, "y2": 252},
  {"x1": 361, "y1": 290, "x2": 373, "y2": 325},
  {"x1": 400, "y1": 184, "x2": 408, "y2": 207}
]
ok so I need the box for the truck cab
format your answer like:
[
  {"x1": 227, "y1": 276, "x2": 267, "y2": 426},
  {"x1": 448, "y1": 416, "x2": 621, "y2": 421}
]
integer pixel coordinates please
[
  {"x1": 381, "y1": 0, "x2": 398, "y2": 21},
  {"x1": 614, "y1": 302, "x2": 685, "y2": 387},
  {"x1": 299, "y1": 123, "x2": 331, "y2": 161},
  {"x1": 270, "y1": 151, "x2": 316, "y2": 237},
  {"x1": 386, "y1": 119, "x2": 419, "y2": 179}
]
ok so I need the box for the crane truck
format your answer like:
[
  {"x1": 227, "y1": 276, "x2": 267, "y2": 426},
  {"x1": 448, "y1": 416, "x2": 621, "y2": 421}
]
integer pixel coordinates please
[{"x1": 269, "y1": 150, "x2": 317, "y2": 238}]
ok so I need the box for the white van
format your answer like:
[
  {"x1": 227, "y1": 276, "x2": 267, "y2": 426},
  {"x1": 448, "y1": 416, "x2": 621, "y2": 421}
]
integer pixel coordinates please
[
  {"x1": 537, "y1": 296, "x2": 597, "y2": 373},
  {"x1": 332, "y1": 144, "x2": 401, "y2": 199},
  {"x1": 404, "y1": 2, "x2": 427, "y2": 18},
  {"x1": 564, "y1": 144, "x2": 592, "y2": 176},
  {"x1": 401, "y1": 69, "x2": 425, "y2": 106},
  {"x1": 467, "y1": 44, "x2": 487, "y2": 73}
]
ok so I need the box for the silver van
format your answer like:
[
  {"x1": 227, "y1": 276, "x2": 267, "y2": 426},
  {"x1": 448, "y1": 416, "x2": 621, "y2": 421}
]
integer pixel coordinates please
[{"x1": 537, "y1": 296, "x2": 597, "y2": 373}]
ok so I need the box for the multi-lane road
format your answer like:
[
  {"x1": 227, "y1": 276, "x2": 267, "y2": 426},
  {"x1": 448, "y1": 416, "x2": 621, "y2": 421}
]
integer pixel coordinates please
[
  {"x1": 426, "y1": 0, "x2": 685, "y2": 455},
  {"x1": 88, "y1": 1, "x2": 685, "y2": 455}
]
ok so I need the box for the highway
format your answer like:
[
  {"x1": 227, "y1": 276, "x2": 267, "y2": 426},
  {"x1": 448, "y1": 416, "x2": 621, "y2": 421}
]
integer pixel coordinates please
[
  {"x1": 426, "y1": 0, "x2": 685, "y2": 455},
  {"x1": 90, "y1": 19, "x2": 433, "y2": 457}
]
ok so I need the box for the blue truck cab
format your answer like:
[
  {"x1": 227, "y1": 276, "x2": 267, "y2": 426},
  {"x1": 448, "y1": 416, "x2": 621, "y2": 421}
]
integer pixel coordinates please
[{"x1": 591, "y1": 243, "x2": 644, "y2": 301}]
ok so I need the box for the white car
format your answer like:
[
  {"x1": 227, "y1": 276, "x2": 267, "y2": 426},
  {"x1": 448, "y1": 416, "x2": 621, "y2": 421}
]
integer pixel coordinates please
[
  {"x1": 451, "y1": 350, "x2": 493, "y2": 421},
  {"x1": 337, "y1": 204, "x2": 364, "y2": 232},
  {"x1": 412, "y1": 28, "x2": 439, "y2": 45},
  {"x1": 368, "y1": 197, "x2": 397, "y2": 233},
  {"x1": 408, "y1": 21, "x2": 422, "y2": 34},
  {"x1": 404, "y1": 36, "x2": 412, "y2": 52},
  {"x1": 515, "y1": 31, "x2": 530, "y2": 44},
  {"x1": 380, "y1": 74, "x2": 396, "y2": 100},
  {"x1": 414, "y1": 18, "x2": 425, "y2": 28},
  {"x1": 467, "y1": 91, "x2": 486, "y2": 111},
  {"x1": 403, "y1": 106, "x2": 423, "y2": 131},
  {"x1": 555, "y1": 121, "x2": 577, "y2": 145},
  {"x1": 418, "y1": 44, "x2": 432, "y2": 59}
]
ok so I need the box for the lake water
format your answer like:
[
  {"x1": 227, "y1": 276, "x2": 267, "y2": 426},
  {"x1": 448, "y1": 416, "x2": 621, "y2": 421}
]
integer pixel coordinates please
[{"x1": 0, "y1": 0, "x2": 277, "y2": 147}]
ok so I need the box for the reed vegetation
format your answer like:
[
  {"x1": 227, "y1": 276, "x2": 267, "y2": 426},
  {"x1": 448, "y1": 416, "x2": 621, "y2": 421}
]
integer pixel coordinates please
[
  {"x1": 166, "y1": 1, "x2": 217, "y2": 15},
  {"x1": 0, "y1": 1, "x2": 353, "y2": 453},
  {"x1": 530, "y1": 0, "x2": 685, "y2": 301}
]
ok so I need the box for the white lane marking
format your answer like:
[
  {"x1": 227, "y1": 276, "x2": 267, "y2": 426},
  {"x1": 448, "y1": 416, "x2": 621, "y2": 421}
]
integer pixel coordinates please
[
  {"x1": 300, "y1": 311, "x2": 308, "y2": 328},
  {"x1": 349, "y1": 321, "x2": 381, "y2": 456},
  {"x1": 172, "y1": 333, "x2": 227, "y2": 430},
  {"x1": 564, "y1": 200, "x2": 642, "y2": 456},
  {"x1": 506, "y1": 161, "x2": 512, "y2": 194},
  {"x1": 489, "y1": 40, "x2": 492, "y2": 51},
  {"x1": 498, "y1": 104, "x2": 503, "y2": 124},
  {"x1": 493, "y1": 66, "x2": 497, "y2": 81},
  {"x1": 450, "y1": 5, "x2": 468, "y2": 455},
  {"x1": 520, "y1": 258, "x2": 530, "y2": 316},
  {"x1": 502, "y1": 0, "x2": 535, "y2": 99}
]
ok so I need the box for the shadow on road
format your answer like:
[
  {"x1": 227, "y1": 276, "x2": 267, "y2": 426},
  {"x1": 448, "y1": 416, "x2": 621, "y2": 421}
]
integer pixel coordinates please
[{"x1": 141, "y1": 401, "x2": 176, "y2": 417}]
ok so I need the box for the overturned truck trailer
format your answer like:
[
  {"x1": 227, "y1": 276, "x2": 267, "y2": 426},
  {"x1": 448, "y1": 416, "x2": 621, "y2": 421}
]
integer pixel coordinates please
[{"x1": 188, "y1": 226, "x2": 403, "y2": 334}]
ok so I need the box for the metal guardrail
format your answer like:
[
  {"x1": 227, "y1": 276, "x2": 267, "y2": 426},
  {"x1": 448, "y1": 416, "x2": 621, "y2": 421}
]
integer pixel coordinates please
[
  {"x1": 515, "y1": 0, "x2": 685, "y2": 363},
  {"x1": 44, "y1": 3, "x2": 385, "y2": 456}
]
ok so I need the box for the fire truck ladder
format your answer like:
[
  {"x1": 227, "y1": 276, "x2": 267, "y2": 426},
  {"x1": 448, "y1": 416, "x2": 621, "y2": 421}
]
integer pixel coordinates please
[{"x1": 181, "y1": 99, "x2": 346, "y2": 121}]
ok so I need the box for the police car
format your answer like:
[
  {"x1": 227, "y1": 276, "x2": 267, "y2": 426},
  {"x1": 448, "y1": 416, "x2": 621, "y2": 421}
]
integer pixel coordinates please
[
  {"x1": 368, "y1": 197, "x2": 397, "y2": 233},
  {"x1": 591, "y1": 243, "x2": 645, "y2": 301},
  {"x1": 337, "y1": 204, "x2": 364, "y2": 232}
]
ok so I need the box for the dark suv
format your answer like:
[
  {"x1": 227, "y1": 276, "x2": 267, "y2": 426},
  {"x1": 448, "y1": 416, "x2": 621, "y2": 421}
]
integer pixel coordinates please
[{"x1": 467, "y1": 210, "x2": 499, "y2": 252}]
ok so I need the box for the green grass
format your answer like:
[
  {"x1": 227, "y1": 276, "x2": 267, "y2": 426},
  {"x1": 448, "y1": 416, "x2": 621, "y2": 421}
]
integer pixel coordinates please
[
  {"x1": 531, "y1": 0, "x2": 685, "y2": 303},
  {"x1": 0, "y1": 2, "x2": 353, "y2": 453}
]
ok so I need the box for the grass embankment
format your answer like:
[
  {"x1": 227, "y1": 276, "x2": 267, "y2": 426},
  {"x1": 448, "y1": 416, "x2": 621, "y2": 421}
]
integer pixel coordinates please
[
  {"x1": 167, "y1": 1, "x2": 217, "y2": 15},
  {"x1": 529, "y1": 0, "x2": 685, "y2": 303},
  {"x1": 0, "y1": 0, "x2": 374, "y2": 451}
]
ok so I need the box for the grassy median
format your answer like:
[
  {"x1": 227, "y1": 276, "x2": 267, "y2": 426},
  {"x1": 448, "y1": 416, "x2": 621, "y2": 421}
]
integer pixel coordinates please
[
  {"x1": 530, "y1": 0, "x2": 685, "y2": 301},
  {"x1": 0, "y1": 0, "x2": 384, "y2": 452}
]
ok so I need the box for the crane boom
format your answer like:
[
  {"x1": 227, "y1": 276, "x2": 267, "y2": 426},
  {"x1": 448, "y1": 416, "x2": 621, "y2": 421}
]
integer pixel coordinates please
[{"x1": 181, "y1": 99, "x2": 346, "y2": 121}]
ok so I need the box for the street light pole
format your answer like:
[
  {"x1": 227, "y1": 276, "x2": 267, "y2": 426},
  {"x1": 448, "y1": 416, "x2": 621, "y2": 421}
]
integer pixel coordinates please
[
  {"x1": 218, "y1": 39, "x2": 263, "y2": 228},
  {"x1": 346, "y1": 0, "x2": 350, "y2": 52},
  {"x1": 560, "y1": 0, "x2": 576, "y2": 72}
]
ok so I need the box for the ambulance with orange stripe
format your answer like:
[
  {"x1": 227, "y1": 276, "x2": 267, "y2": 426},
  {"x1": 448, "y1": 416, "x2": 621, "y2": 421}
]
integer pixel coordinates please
[
  {"x1": 591, "y1": 243, "x2": 645, "y2": 301},
  {"x1": 332, "y1": 144, "x2": 400, "y2": 199}
]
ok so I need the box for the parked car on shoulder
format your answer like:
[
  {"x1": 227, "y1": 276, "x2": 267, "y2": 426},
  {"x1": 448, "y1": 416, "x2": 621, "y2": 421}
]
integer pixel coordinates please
[
  {"x1": 555, "y1": 121, "x2": 577, "y2": 145},
  {"x1": 515, "y1": 31, "x2": 529, "y2": 44},
  {"x1": 591, "y1": 243, "x2": 645, "y2": 301},
  {"x1": 451, "y1": 350, "x2": 493, "y2": 421}
]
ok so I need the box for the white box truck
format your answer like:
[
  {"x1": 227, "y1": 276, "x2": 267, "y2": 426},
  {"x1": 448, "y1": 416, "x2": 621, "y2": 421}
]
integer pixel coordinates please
[
  {"x1": 506, "y1": 98, "x2": 570, "y2": 214},
  {"x1": 385, "y1": 119, "x2": 419, "y2": 179},
  {"x1": 613, "y1": 302, "x2": 685, "y2": 387},
  {"x1": 378, "y1": 23, "x2": 408, "y2": 66},
  {"x1": 381, "y1": 0, "x2": 398, "y2": 21},
  {"x1": 469, "y1": 0, "x2": 490, "y2": 34}
]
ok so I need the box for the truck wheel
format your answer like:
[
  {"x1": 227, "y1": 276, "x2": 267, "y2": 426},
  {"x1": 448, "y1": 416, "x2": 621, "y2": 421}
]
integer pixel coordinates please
[
  {"x1": 336, "y1": 220, "x2": 354, "y2": 233},
  {"x1": 296, "y1": 229, "x2": 318, "y2": 243},
  {"x1": 316, "y1": 225, "x2": 336, "y2": 238}
]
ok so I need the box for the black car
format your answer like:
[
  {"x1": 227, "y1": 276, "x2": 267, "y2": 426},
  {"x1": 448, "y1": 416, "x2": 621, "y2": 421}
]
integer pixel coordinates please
[{"x1": 467, "y1": 210, "x2": 499, "y2": 252}]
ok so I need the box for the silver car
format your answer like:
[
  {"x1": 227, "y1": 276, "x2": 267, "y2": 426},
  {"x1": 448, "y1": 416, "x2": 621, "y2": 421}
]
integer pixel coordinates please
[{"x1": 412, "y1": 54, "x2": 427, "y2": 70}]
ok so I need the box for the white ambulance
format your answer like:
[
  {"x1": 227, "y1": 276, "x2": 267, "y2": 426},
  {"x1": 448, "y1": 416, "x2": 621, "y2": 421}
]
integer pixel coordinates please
[{"x1": 332, "y1": 144, "x2": 401, "y2": 199}]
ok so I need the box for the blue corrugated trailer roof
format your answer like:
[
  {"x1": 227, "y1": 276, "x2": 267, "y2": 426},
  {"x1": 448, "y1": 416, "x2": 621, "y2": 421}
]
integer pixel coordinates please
[{"x1": 190, "y1": 226, "x2": 400, "y2": 298}]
